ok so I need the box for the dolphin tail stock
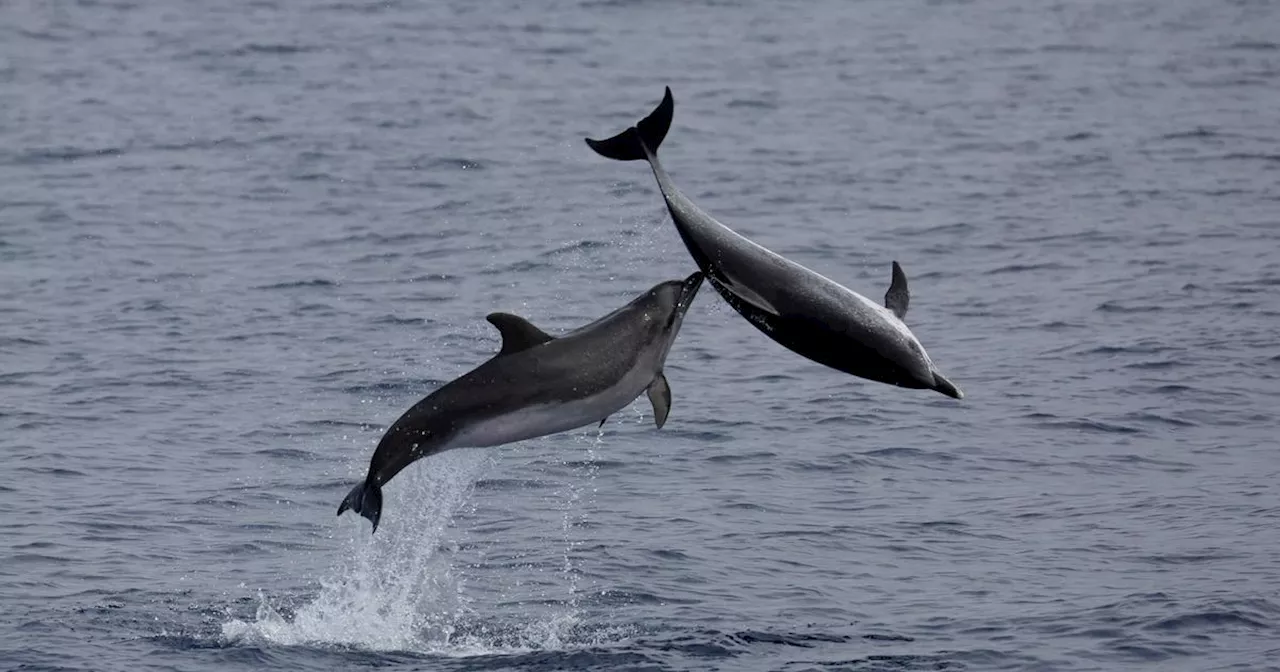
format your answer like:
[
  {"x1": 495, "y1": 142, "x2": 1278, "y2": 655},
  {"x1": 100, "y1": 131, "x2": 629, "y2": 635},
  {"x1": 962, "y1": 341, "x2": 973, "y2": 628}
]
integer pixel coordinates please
[
  {"x1": 931, "y1": 372, "x2": 964, "y2": 400},
  {"x1": 337, "y1": 478, "x2": 384, "y2": 533},
  {"x1": 585, "y1": 86, "x2": 674, "y2": 161}
]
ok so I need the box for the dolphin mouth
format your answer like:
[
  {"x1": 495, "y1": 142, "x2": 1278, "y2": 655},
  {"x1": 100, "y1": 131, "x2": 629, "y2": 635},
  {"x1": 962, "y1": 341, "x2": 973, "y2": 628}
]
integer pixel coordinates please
[{"x1": 677, "y1": 271, "x2": 704, "y2": 311}]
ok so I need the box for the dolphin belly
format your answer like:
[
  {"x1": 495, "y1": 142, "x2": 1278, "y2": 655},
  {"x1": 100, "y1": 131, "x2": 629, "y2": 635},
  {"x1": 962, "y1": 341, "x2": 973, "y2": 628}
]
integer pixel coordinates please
[{"x1": 451, "y1": 363, "x2": 657, "y2": 448}]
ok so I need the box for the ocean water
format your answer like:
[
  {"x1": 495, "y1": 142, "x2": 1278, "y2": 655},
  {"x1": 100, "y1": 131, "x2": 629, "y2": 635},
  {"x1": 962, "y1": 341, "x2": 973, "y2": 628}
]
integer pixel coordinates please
[{"x1": 2, "y1": 0, "x2": 1279, "y2": 670}]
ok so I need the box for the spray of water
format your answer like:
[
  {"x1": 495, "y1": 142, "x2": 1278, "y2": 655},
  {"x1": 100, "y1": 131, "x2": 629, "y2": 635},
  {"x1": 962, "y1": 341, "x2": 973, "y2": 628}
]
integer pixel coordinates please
[
  {"x1": 222, "y1": 450, "x2": 486, "y2": 651},
  {"x1": 559, "y1": 427, "x2": 605, "y2": 610},
  {"x1": 221, "y1": 438, "x2": 631, "y2": 655}
]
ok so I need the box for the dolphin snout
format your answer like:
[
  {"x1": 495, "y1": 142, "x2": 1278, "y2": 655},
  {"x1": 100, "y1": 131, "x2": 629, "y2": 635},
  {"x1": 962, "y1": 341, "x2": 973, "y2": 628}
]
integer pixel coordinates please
[
  {"x1": 678, "y1": 271, "x2": 704, "y2": 308},
  {"x1": 931, "y1": 371, "x2": 964, "y2": 400}
]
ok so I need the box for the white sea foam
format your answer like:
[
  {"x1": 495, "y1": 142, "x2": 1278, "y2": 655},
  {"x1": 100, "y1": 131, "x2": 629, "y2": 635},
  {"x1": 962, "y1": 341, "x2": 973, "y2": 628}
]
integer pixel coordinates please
[{"x1": 221, "y1": 439, "x2": 631, "y2": 656}]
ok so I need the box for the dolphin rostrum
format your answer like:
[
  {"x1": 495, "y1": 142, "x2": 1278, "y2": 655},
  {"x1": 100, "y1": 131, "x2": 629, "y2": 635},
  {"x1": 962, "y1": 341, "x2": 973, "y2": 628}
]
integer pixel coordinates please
[
  {"x1": 586, "y1": 88, "x2": 962, "y2": 400},
  {"x1": 338, "y1": 272, "x2": 704, "y2": 532}
]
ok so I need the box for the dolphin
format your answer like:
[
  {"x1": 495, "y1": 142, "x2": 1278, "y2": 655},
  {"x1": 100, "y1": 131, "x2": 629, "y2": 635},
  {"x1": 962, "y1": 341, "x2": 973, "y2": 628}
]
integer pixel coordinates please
[
  {"x1": 338, "y1": 272, "x2": 704, "y2": 532},
  {"x1": 585, "y1": 88, "x2": 962, "y2": 400}
]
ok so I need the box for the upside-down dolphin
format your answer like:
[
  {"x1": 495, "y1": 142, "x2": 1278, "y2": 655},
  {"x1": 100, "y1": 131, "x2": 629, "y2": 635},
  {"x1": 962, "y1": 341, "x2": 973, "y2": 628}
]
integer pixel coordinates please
[
  {"x1": 586, "y1": 88, "x2": 962, "y2": 399},
  {"x1": 338, "y1": 272, "x2": 704, "y2": 532}
]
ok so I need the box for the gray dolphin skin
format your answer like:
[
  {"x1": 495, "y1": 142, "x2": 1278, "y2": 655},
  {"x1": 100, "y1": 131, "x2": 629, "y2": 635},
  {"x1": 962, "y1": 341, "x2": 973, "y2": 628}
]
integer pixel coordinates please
[
  {"x1": 338, "y1": 272, "x2": 704, "y2": 532},
  {"x1": 585, "y1": 88, "x2": 962, "y2": 400}
]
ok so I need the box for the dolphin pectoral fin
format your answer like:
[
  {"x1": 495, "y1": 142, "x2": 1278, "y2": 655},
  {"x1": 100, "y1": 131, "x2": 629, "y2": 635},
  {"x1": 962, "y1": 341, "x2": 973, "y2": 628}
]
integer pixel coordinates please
[
  {"x1": 885, "y1": 261, "x2": 909, "y2": 320},
  {"x1": 585, "y1": 87, "x2": 674, "y2": 162},
  {"x1": 647, "y1": 373, "x2": 672, "y2": 429},
  {"x1": 486, "y1": 313, "x2": 555, "y2": 356},
  {"x1": 709, "y1": 274, "x2": 781, "y2": 318}
]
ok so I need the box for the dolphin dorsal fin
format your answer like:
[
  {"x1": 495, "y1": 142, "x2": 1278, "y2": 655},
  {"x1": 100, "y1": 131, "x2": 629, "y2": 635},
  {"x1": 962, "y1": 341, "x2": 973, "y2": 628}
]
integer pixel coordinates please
[
  {"x1": 486, "y1": 312, "x2": 554, "y2": 356},
  {"x1": 884, "y1": 261, "x2": 909, "y2": 319}
]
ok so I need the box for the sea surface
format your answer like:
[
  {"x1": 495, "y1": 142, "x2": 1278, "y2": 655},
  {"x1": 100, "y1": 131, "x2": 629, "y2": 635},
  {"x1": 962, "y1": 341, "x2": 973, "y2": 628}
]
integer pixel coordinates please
[{"x1": 3, "y1": 0, "x2": 1279, "y2": 670}]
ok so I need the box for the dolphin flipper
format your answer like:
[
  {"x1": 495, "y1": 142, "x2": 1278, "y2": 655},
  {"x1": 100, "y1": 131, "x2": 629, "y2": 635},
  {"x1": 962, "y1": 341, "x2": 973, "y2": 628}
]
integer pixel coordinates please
[
  {"x1": 709, "y1": 274, "x2": 781, "y2": 318},
  {"x1": 647, "y1": 373, "x2": 672, "y2": 429},
  {"x1": 585, "y1": 87, "x2": 674, "y2": 161},
  {"x1": 884, "y1": 261, "x2": 909, "y2": 320}
]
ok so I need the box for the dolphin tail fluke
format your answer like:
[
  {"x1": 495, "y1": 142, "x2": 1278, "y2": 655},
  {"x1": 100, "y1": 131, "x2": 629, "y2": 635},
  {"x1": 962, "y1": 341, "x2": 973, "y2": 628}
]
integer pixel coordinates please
[
  {"x1": 585, "y1": 86, "x2": 674, "y2": 161},
  {"x1": 337, "y1": 479, "x2": 384, "y2": 533},
  {"x1": 931, "y1": 372, "x2": 964, "y2": 400}
]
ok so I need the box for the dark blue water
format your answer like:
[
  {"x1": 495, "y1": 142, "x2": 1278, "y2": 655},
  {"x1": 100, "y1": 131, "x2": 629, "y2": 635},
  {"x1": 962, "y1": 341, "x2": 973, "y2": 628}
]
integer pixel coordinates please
[{"x1": 3, "y1": 0, "x2": 1279, "y2": 670}]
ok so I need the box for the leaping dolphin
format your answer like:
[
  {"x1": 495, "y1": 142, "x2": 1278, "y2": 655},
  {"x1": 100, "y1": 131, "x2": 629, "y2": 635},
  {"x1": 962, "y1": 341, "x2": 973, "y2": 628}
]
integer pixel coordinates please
[
  {"x1": 338, "y1": 272, "x2": 704, "y2": 532},
  {"x1": 586, "y1": 88, "x2": 962, "y2": 400}
]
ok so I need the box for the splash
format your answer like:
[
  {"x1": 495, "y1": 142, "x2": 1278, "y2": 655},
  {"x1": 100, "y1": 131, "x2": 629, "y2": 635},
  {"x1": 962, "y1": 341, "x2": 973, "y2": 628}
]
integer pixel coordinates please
[
  {"x1": 220, "y1": 441, "x2": 633, "y2": 655},
  {"x1": 559, "y1": 428, "x2": 605, "y2": 608},
  {"x1": 220, "y1": 593, "x2": 628, "y2": 656},
  {"x1": 222, "y1": 450, "x2": 486, "y2": 651}
]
